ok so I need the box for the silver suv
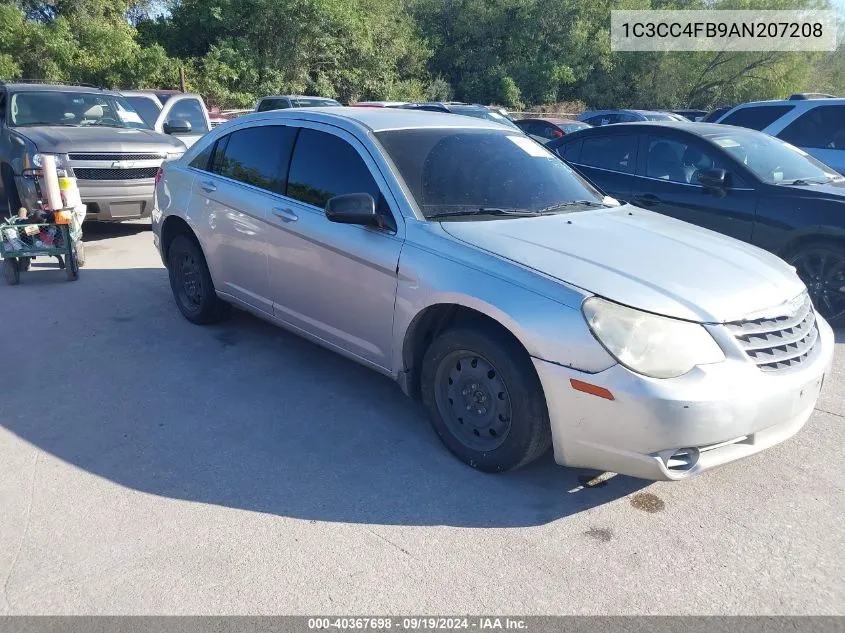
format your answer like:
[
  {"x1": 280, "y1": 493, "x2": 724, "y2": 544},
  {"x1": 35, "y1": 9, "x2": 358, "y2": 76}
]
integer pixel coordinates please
[
  {"x1": 0, "y1": 82, "x2": 186, "y2": 221},
  {"x1": 153, "y1": 108, "x2": 833, "y2": 481}
]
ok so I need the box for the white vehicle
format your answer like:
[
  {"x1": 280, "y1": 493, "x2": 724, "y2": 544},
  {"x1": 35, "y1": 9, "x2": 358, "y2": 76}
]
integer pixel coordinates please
[
  {"x1": 715, "y1": 94, "x2": 845, "y2": 174},
  {"x1": 120, "y1": 91, "x2": 212, "y2": 148}
]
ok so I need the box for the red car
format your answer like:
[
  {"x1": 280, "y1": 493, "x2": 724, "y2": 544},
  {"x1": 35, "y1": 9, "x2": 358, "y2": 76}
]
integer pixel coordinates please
[{"x1": 515, "y1": 117, "x2": 591, "y2": 144}]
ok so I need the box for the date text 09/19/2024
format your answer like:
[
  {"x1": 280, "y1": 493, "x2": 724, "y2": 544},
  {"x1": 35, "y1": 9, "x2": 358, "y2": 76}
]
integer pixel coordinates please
[{"x1": 307, "y1": 618, "x2": 528, "y2": 630}]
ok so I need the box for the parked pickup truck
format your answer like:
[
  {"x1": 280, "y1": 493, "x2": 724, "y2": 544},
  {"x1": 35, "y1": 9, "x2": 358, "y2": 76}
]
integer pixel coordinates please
[{"x1": 0, "y1": 82, "x2": 186, "y2": 222}]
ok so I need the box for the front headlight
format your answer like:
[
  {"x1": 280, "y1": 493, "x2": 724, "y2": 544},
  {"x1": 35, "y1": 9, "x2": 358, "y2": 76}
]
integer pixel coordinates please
[
  {"x1": 23, "y1": 152, "x2": 74, "y2": 177},
  {"x1": 582, "y1": 297, "x2": 725, "y2": 379}
]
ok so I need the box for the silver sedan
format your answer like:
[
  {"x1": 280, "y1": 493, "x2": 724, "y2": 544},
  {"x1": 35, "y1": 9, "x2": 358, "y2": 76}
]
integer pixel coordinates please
[{"x1": 152, "y1": 107, "x2": 833, "y2": 481}]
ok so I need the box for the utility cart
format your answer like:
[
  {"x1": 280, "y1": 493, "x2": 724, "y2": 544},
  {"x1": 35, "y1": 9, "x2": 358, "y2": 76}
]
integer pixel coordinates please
[{"x1": 1, "y1": 211, "x2": 85, "y2": 285}]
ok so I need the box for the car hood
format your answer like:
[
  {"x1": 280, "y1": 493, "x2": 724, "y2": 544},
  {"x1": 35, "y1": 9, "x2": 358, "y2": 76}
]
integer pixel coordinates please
[
  {"x1": 14, "y1": 126, "x2": 186, "y2": 154},
  {"x1": 440, "y1": 206, "x2": 805, "y2": 323}
]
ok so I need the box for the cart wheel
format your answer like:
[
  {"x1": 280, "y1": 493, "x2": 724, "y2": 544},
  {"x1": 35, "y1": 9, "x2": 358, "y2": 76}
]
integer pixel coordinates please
[
  {"x1": 4, "y1": 259, "x2": 20, "y2": 285},
  {"x1": 18, "y1": 257, "x2": 31, "y2": 272},
  {"x1": 74, "y1": 241, "x2": 85, "y2": 268},
  {"x1": 65, "y1": 249, "x2": 79, "y2": 281}
]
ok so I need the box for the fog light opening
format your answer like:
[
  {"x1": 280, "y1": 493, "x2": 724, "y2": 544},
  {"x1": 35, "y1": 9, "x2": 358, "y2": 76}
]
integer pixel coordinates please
[{"x1": 665, "y1": 447, "x2": 700, "y2": 472}]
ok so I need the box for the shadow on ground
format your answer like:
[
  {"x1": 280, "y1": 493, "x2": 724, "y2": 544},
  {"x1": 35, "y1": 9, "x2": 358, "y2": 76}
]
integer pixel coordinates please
[
  {"x1": 81, "y1": 220, "x2": 151, "y2": 242},
  {"x1": 0, "y1": 266, "x2": 647, "y2": 528}
]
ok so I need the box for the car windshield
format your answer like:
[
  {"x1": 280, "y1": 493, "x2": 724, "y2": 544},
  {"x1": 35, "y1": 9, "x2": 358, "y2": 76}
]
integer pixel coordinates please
[
  {"x1": 642, "y1": 112, "x2": 676, "y2": 121},
  {"x1": 9, "y1": 91, "x2": 150, "y2": 129},
  {"x1": 449, "y1": 106, "x2": 521, "y2": 130},
  {"x1": 123, "y1": 95, "x2": 162, "y2": 127},
  {"x1": 376, "y1": 128, "x2": 606, "y2": 219},
  {"x1": 704, "y1": 129, "x2": 842, "y2": 184}
]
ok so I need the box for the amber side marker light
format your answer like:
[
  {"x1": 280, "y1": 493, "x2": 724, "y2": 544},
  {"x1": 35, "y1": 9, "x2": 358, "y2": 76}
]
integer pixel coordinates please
[{"x1": 570, "y1": 379, "x2": 615, "y2": 401}]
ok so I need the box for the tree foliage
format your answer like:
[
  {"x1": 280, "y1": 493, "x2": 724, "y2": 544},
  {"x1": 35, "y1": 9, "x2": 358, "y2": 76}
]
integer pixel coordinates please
[{"x1": 0, "y1": 0, "x2": 841, "y2": 109}]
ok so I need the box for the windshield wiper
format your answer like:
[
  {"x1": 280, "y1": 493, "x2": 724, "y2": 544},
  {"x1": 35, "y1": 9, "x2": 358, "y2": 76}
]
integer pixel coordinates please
[
  {"x1": 537, "y1": 200, "x2": 609, "y2": 213},
  {"x1": 780, "y1": 178, "x2": 827, "y2": 186},
  {"x1": 427, "y1": 207, "x2": 537, "y2": 219},
  {"x1": 15, "y1": 122, "x2": 79, "y2": 127}
]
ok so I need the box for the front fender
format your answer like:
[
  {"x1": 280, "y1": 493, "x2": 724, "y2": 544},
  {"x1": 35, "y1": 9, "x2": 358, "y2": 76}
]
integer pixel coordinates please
[{"x1": 392, "y1": 237, "x2": 617, "y2": 376}]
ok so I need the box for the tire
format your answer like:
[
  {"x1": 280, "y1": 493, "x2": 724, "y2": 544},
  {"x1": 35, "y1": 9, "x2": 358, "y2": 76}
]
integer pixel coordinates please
[
  {"x1": 1, "y1": 166, "x2": 21, "y2": 214},
  {"x1": 74, "y1": 240, "x2": 86, "y2": 268},
  {"x1": 420, "y1": 326, "x2": 552, "y2": 473},
  {"x1": 166, "y1": 234, "x2": 229, "y2": 324},
  {"x1": 786, "y1": 240, "x2": 845, "y2": 324},
  {"x1": 65, "y1": 248, "x2": 79, "y2": 281},
  {"x1": 4, "y1": 258, "x2": 20, "y2": 285}
]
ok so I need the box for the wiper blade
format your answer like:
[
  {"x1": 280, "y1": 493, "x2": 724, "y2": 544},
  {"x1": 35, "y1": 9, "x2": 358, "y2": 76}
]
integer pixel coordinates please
[
  {"x1": 780, "y1": 178, "x2": 825, "y2": 186},
  {"x1": 427, "y1": 207, "x2": 537, "y2": 219},
  {"x1": 16, "y1": 122, "x2": 79, "y2": 127},
  {"x1": 537, "y1": 200, "x2": 608, "y2": 213}
]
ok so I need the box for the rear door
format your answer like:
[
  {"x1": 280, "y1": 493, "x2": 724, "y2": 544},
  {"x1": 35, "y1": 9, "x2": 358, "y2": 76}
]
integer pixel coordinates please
[
  {"x1": 629, "y1": 132, "x2": 758, "y2": 241},
  {"x1": 187, "y1": 124, "x2": 297, "y2": 313},
  {"x1": 775, "y1": 104, "x2": 845, "y2": 174},
  {"x1": 558, "y1": 132, "x2": 639, "y2": 202},
  {"x1": 156, "y1": 95, "x2": 211, "y2": 148}
]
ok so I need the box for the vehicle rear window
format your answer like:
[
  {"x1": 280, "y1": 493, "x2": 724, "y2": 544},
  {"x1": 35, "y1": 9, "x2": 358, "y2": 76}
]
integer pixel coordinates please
[
  {"x1": 257, "y1": 98, "x2": 288, "y2": 112},
  {"x1": 212, "y1": 125, "x2": 297, "y2": 194},
  {"x1": 719, "y1": 105, "x2": 794, "y2": 130},
  {"x1": 289, "y1": 98, "x2": 341, "y2": 108},
  {"x1": 777, "y1": 105, "x2": 845, "y2": 149},
  {"x1": 579, "y1": 135, "x2": 637, "y2": 173},
  {"x1": 287, "y1": 128, "x2": 382, "y2": 208}
]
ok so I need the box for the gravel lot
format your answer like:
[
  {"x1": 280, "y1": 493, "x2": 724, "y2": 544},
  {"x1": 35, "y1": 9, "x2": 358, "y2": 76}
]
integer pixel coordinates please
[{"x1": 0, "y1": 221, "x2": 843, "y2": 615}]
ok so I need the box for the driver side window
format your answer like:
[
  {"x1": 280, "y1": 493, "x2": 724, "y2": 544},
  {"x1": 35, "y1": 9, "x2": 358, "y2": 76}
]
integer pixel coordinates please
[{"x1": 646, "y1": 136, "x2": 725, "y2": 185}]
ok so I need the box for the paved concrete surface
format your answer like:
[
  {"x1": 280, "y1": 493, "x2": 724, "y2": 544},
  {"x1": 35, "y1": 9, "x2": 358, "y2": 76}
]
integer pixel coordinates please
[{"x1": 0, "y1": 221, "x2": 843, "y2": 615}]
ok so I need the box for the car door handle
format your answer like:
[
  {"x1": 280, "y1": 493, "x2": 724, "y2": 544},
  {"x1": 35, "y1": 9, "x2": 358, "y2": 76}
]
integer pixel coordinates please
[
  {"x1": 199, "y1": 180, "x2": 217, "y2": 193},
  {"x1": 634, "y1": 194, "x2": 660, "y2": 207},
  {"x1": 272, "y1": 207, "x2": 298, "y2": 223}
]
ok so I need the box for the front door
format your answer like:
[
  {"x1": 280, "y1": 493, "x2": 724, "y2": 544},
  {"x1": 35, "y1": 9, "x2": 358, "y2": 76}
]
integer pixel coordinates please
[
  {"x1": 631, "y1": 134, "x2": 758, "y2": 242},
  {"x1": 264, "y1": 124, "x2": 404, "y2": 370}
]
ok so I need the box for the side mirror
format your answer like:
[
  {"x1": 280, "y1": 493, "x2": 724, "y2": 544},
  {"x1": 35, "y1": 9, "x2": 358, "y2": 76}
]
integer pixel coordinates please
[
  {"x1": 697, "y1": 168, "x2": 727, "y2": 190},
  {"x1": 163, "y1": 119, "x2": 192, "y2": 135},
  {"x1": 325, "y1": 193, "x2": 382, "y2": 227}
]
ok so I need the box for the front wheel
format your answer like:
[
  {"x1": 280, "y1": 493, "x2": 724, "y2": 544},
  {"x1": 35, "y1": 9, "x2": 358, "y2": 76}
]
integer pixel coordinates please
[
  {"x1": 420, "y1": 326, "x2": 552, "y2": 473},
  {"x1": 167, "y1": 234, "x2": 229, "y2": 324},
  {"x1": 786, "y1": 241, "x2": 845, "y2": 324}
]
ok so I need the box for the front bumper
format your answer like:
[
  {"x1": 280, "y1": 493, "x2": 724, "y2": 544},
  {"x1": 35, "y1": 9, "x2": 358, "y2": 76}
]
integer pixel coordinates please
[
  {"x1": 534, "y1": 315, "x2": 834, "y2": 481},
  {"x1": 15, "y1": 176, "x2": 155, "y2": 221}
]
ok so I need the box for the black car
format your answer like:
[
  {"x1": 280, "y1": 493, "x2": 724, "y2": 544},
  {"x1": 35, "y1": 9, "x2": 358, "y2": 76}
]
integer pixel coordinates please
[{"x1": 548, "y1": 122, "x2": 845, "y2": 321}]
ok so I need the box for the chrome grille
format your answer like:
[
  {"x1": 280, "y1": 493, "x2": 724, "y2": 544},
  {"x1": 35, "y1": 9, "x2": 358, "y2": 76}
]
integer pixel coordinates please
[
  {"x1": 726, "y1": 293, "x2": 818, "y2": 372},
  {"x1": 69, "y1": 153, "x2": 165, "y2": 161},
  {"x1": 75, "y1": 167, "x2": 159, "y2": 180}
]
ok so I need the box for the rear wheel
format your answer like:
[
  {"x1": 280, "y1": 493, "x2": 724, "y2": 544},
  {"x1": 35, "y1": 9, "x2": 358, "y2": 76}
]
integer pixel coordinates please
[
  {"x1": 420, "y1": 326, "x2": 551, "y2": 472},
  {"x1": 167, "y1": 234, "x2": 229, "y2": 324},
  {"x1": 4, "y1": 258, "x2": 20, "y2": 285},
  {"x1": 786, "y1": 241, "x2": 845, "y2": 323}
]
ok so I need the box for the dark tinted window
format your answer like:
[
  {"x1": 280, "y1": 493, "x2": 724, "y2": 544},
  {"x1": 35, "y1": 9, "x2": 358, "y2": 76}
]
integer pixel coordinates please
[
  {"x1": 719, "y1": 105, "x2": 794, "y2": 130},
  {"x1": 257, "y1": 98, "x2": 289, "y2": 112},
  {"x1": 289, "y1": 97, "x2": 341, "y2": 108},
  {"x1": 124, "y1": 96, "x2": 161, "y2": 127},
  {"x1": 558, "y1": 139, "x2": 581, "y2": 162},
  {"x1": 646, "y1": 136, "x2": 724, "y2": 184},
  {"x1": 778, "y1": 105, "x2": 845, "y2": 149},
  {"x1": 189, "y1": 141, "x2": 214, "y2": 171},
  {"x1": 584, "y1": 114, "x2": 618, "y2": 126},
  {"x1": 375, "y1": 128, "x2": 604, "y2": 217},
  {"x1": 579, "y1": 135, "x2": 637, "y2": 173},
  {"x1": 287, "y1": 128, "x2": 381, "y2": 208},
  {"x1": 167, "y1": 99, "x2": 209, "y2": 134},
  {"x1": 213, "y1": 125, "x2": 297, "y2": 194}
]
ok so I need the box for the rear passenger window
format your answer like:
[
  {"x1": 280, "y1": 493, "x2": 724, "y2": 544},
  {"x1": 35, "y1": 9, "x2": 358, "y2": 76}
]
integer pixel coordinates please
[
  {"x1": 213, "y1": 125, "x2": 298, "y2": 194},
  {"x1": 558, "y1": 139, "x2": 581, "y2": 162},
  {"x1": 287, "y1": 128, "x2": 383, "y2": 209},
  {"x1": 719, "y1": 105, "x2": 794, "y2": 130},
  {"x1": 189, "y1": 141, "x2": 213, "y2": 171},
  {"x1": 579, "y1": 135, "x2": 637, "y2": 173},
  {"x1": 778, "y1": 106, "x2": 845, "y2": 149}
]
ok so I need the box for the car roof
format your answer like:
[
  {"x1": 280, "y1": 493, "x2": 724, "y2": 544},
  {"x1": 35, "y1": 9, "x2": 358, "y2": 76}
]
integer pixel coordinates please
[
  {"x1": 236, "y1": 106, "x2": 508, "y2": 133},
  {"x1": 730, "y1": 97, "x2": 845, "y2": 108},
  {"x1": 554, "y1": 120, "x2": 750, "y2": 138},
  {"x1": 260, "y1": 95, "x2": 339, "y2": 100},
  {"x1": 2, "y1": 83, "x2": 120, "y2": 95},
  {"x1": 518, "y1": 117, "x2": 582, "y2": 125}
]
